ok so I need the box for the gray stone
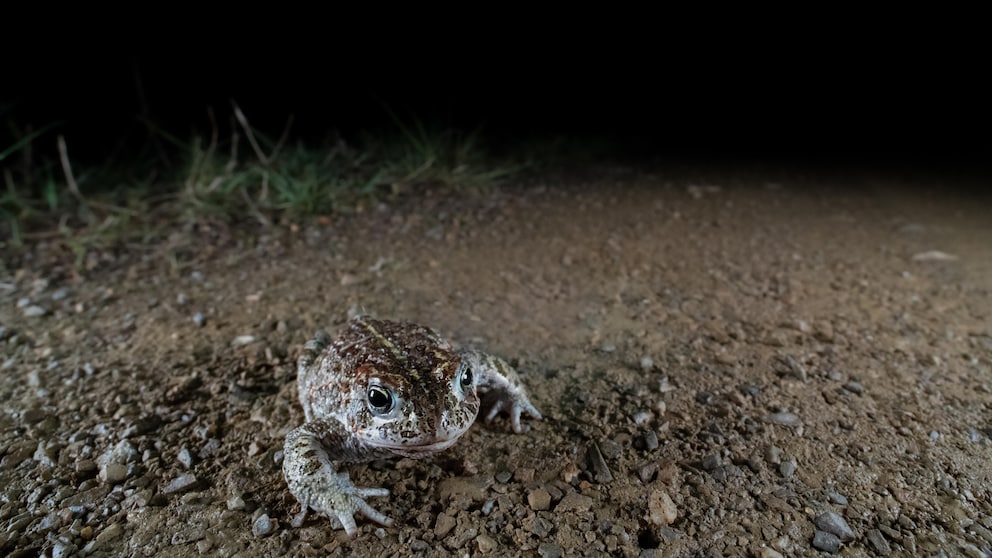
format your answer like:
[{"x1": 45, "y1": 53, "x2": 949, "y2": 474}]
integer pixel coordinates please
[
  {"x1": 814, "y1": 511, "x2": 856, "y2": 542},
  {"x1": 642, "y1": 430, "x2": 659, "y2": 451},
  {"x1": 766, "y1": 412, "x2": 801, "y2": 426},
  {"x1": 779, "y1": 459, "x2": 797, "y2": 478},
  {"x1": 538, "y1": 542, "x2": 563, "y2": 558},
  {"x1": 587, "y1": 443, "x2": 613, "y2": 483},
  {"x1": 162, "y1": 474, "x2": 199, "y2": 495},
  {"x1": 556, "y1": 491, "x2": 594, "y2": 512},
  {"x1": 528, "y1": 488, "x2": 552, "y2": 511},
  {"x1": 99, "y1": 462, "x2": 128, "y2": 485},
  {"x1": 434, "y1": 513, "x2": 456, "y2": 538},
  {"x1": 23, "y1": 305, "x2": 47, "y2": 317},
  {"x1": 812, "y1": 529, "x2": 840, "y2": 553},
  {"x1": 866, "y1": 528, "x2": 891, "y2": 555},
  {"x1": 252, "y1": 513, "x2": 275, "y2": 537},
  {"x1": 702, "y1": 453, "x2": 722, "y2": 470}
]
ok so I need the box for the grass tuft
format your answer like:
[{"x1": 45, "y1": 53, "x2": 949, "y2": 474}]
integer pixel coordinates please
[
  {"x1": 1, "y1": 106, "x2": 521, "y2": 257},
  {"x1": 179, "y1": 108, "x2": 519, "y2": 222}
]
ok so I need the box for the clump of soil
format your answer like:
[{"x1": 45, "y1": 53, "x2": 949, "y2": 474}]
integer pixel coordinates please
[{"x1": 2, "y1": 169, "x2": 990, "y2": 556}]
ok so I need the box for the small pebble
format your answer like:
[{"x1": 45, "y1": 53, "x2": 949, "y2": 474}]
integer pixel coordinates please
[
  {"x1": 640, "y1": 356, "x2": 654, "y2": 371},
  {"x1": 843, "y1": 381, "x2": 864, "y2": 395},
  {"x1": 739, "y1": 384, "x2": 761, "y2": 397},
  {"x1": 75, "y1": 460, "x2": 98, "y2": 478},
  {"x1": 100, "y1": 462, "x2": 128, "y2": 484},
  {"x1": 701, "y1": 453, "x2": 721, "y2": 471},
  {"x1": 23, "y1": 305, "x2": 47, "y2": 317},
  {"x1": 912, "y1": 250, "x2": 957, "y2": 261},
  {"x1": 476, "y1": 533, "x2": 497, "y2": 553},
  {"x1": 528, "y1": 488, "x2": 552, "y2": 511},
  {"x1": 537, "y1": 542, "x2": 563, "y2": 558},
  {"x1": 757, "y1": 548, "x2": 784, "y2": 558},
  {"x1": 587, "y1": 443, "x2": 614, "y2": 483},
  {"x1": 51, "y1": 541, "x2": 74, "y2": 558},
  {"x1": 641, "y1": 430, "x2": 659, "y2": 451},
  {"x1": 434, "y1": 513, "x2": 456, "y2": 537},
  {"x1": 528, "y1": 516, "x2": 553, "y2": 537},
  {"x1": 232, "y1": 335, "x2": 255, "y2": 347},
  {"x1": 765, "y1": 412, "x2": 801, "y2": 426},
  {"x1": 632, "y1": 411, "x2": 653, "y2": 425},
  {"x1": 827, "y1": 491, "x2": 848, "y2": 505},
  {"x1": 639, "y1": 462, "x2": 659, "y2": 483},
  {"x1": 51, "y1": 287, "x2": 70, "y2": 300},
  {"x1": 780, "y1": 355, "x2": 807, "y2": 381},
  {"x1": 193, "y1": 313, "x2": 205, "y2": 327},
  {"x1": 556, "y1": 491, "x2": 594, "y2": 512},
  {"x1": 814, "y1": 511, "x2": 856, "y2": 541},
  {"x1": 647, "y1": 489, "x2": 678, "y2": 526},
  {"x1": 162, "y1": 473, "x2": 199, "y2": 494},
  {"x1": 812, "y1": 529, "x2": 840, "y2": 553},
  {"x1": 481, "y1": 499, "x2": 495, "y2": 515},
  {"x1": 95, "y1": 522, "x2": 124, "y2": 544},
  {"x1": 598, "y1": 440, "x2": 622, "y2": 460},
  {"x1": 177, "y1": 448, "x2": 193, "y2": 468},
  {"x1": 897, "y1": 515, "x2": 916, "y2": 530},
  {"x1": 765, "y1": 446, "x2": 783, "y2": 465},
  {"x1": 866, "y1": 529, "x2": 892, "y2": 555},
  {"x1": 779, "y1": 459, "x2": 797, "y2": 478},
  {"x1": 252, "y1": 514, "x2": 275, "y2": 537}
]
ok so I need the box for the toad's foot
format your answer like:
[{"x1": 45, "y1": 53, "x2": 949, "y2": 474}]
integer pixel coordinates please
[
  {"x1": 484, "y1": 391, "x2": 543, "y2": 433},
  {"x1": 284, "y1": 421, "x2": 394, "y2": 537},
  {"x1": 289, "y1": 470, "x2": 393, "y2": 537},
  {"x1": 460, "y1": 351, "x2": 543, "y2": 433}
]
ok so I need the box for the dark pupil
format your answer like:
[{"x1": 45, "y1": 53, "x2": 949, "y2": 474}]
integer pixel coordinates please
[
  {"x1": 460, "y1": 366, "x2": 473, "y2": 387},
  {"x1": 368, "y1": 386, "x2": 391, "y2": 409}
]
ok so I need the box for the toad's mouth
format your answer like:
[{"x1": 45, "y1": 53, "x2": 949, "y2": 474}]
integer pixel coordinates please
[{"x1": 369, "y1": 436, "x2": 462, "y2": 454}]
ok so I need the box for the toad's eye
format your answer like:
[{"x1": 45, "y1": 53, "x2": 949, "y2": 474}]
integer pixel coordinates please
[
  {"x1": 367, "y1": 385, "x2": 393, "y2": 413},
  {"x1": 459, "y1": 364, "x2": 473, "y2": 388}
]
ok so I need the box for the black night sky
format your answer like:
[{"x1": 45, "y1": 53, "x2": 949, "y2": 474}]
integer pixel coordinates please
[{"x1": 4, "y1": 23, "x2": 989, "y2": 176}]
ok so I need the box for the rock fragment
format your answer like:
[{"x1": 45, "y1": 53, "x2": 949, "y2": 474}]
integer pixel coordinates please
[
  {"x1": 812, "y1": 529, "x2": 840, "y2": 553},
  {"x1": 814, "y1": 511, "x2": 856, "y2": 541},
  {"x1": 556, "y1": 491, "x2": 593, "y2": 512},
  {"x1": 252, "y1": 514, "x2": 275, "y2": 537},
  {"x1": 866, "y1": 528, "x2": 891, "y2": 555},
  {"x1": 647, "y1": 490, "x2": 678, "y2": 526},
  {"x1": 528, "y1": 488, "x2": 552, "y2": 511},
  {"x1": 162, "y1": 474, "x2": 199, "y2": 495}
]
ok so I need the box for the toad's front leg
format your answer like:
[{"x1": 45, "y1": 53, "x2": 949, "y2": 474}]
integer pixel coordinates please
[{"x1": 283, "y1": 419, "x2": 393, "y2": 537}]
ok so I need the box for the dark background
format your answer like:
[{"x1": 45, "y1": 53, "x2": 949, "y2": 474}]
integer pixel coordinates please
[{"x1": 4, "y1": 23, "x2": 989, "y2": 175}]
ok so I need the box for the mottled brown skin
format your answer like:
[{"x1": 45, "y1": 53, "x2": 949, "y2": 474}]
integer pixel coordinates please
[{"x1": 283, "y1": 316, "x2": 541, "y2": 537}]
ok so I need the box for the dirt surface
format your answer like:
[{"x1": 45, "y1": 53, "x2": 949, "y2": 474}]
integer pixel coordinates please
[{"x1": 2, "y1": 168, "x2": 991, "y2": 557}]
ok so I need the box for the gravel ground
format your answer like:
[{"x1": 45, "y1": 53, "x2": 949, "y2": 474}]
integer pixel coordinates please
[{"x1": 2, "y1": 168, "x2": 991, "y2": 557}]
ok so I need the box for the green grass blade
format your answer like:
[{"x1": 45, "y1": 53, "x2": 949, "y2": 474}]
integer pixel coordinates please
[{"x1": 0, "y1": 121, "x2": 62, "y2": 162}]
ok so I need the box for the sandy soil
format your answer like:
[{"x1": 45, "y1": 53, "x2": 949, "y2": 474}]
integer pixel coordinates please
[{"x1": 2, "y1": 167, "x2": 991, "y2": 557}]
